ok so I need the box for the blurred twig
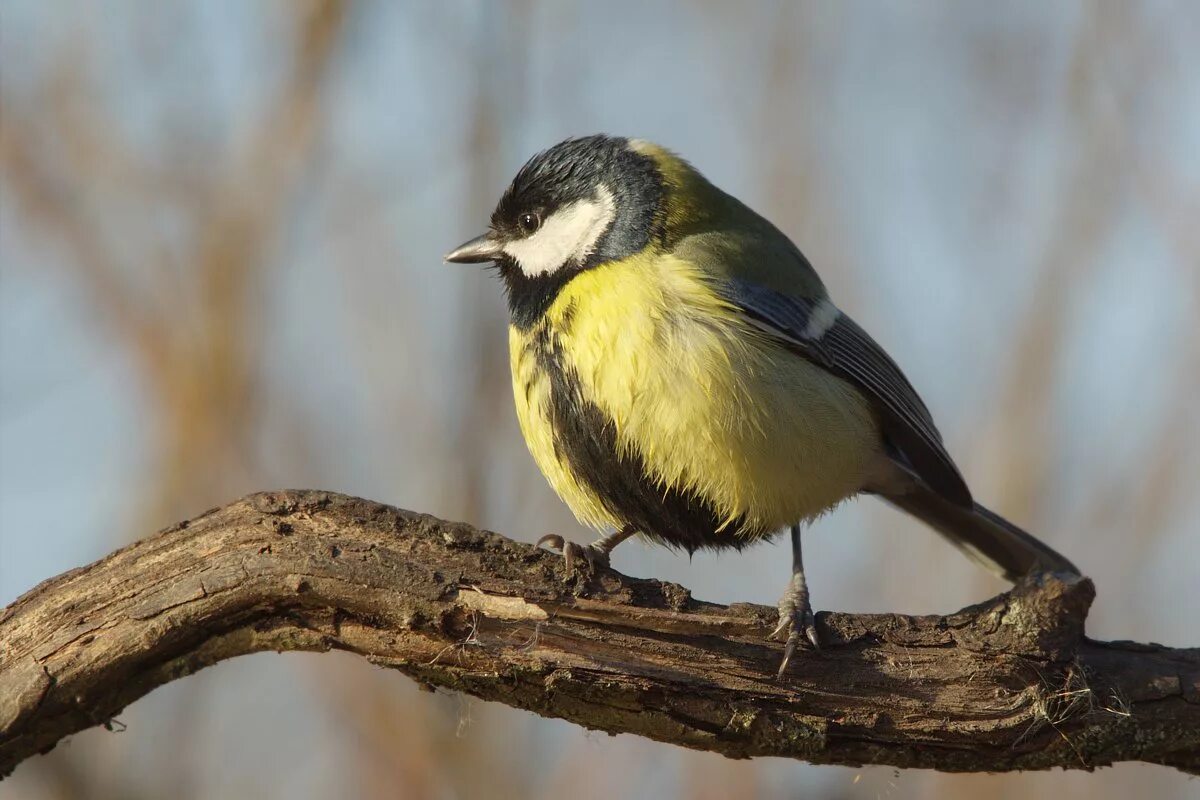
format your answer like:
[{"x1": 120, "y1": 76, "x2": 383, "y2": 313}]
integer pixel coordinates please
[{"x1": 0, "y1": 0, "x2": 346, "y2": 523}]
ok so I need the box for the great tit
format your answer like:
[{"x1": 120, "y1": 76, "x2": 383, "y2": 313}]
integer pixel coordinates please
[{"x1": 445, "y1": 134, "x2": 1079, "y2": 674}]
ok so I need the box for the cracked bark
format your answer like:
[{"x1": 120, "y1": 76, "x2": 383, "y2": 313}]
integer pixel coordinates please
[{"x1": 1, "y1": 490, "x2": 1197, "y2": 778}]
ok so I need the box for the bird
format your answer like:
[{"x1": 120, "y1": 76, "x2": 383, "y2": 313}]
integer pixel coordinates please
[{"x1": 444, "y1": 134, "x2": 1079, "y2": 675}]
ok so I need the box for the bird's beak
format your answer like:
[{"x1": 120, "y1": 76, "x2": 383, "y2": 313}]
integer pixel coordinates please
[{"x1": 444, "y1": 233, "x2": 504, "y2": 264}]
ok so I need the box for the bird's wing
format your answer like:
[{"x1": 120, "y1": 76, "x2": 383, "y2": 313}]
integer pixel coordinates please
[{"x1": 721, "y1": 278, "x2": 973, "y2": 508}]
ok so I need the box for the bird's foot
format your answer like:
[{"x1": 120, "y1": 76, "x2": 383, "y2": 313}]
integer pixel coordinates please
[
  {"x1": 769, "y1": 575, "x2": 820, "y2": 677},
  {"x1": 536, "y1": 534, "x2": 612, "y2": 579}
]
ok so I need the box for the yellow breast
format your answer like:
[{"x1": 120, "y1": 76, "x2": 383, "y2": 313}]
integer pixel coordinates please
[{"x1": 509, "y1": 253, "x2": 882, "y2": 540}]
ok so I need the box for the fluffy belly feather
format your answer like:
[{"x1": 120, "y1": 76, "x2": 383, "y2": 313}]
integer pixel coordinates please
[{"x1": 509, "y1": 254, "x2": 881, "y2": 549}]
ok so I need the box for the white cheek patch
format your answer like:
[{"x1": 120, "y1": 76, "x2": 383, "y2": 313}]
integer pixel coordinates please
[{"x1": 503, "y1": 185, "x2": 616, "y2": 276}]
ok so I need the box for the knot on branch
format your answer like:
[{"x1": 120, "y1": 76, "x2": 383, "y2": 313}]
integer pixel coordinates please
[
  {"x1": 954, "y1": 572, "x2": 1095, "y2": 662},
  {"x1": 1005, "y1": 572, "x2": 1095, "y2": 659}
]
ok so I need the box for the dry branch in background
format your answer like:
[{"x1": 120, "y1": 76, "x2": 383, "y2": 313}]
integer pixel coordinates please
[{"x1": 1, "y1": 490, "x2": 1197, "y2": 779}]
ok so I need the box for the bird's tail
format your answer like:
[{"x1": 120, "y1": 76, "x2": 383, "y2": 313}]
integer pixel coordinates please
[{"x1": 883, "y1": 484, "x2": 1079, "y2": 583}]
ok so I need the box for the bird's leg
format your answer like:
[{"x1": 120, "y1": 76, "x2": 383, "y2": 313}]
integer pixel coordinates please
[
  {"x1": 770, "y1": 524, "x2": 821, "y2": 676},
  {"x1": 536, "y1": 525, "x2": 637, "y2": 577}
]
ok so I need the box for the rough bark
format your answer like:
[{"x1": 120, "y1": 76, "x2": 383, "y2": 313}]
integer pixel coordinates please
[{"x1": 1, "y1": 490, "x2": 1197, "y2": 778}]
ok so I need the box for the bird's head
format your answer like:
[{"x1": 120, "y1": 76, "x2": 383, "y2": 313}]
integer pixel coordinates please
[{"x1": 445, "y1": 135, "x2": 708, "y2": 325}]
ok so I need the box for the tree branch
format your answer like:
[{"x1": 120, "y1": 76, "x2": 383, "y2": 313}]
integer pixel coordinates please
[{"x1": 1, "y1": 490, "x2": 1196, "y2": 778}]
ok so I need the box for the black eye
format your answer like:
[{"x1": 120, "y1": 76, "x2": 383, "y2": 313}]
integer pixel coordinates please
[{"x1": 518, "y1": 212, "x2": 542, "y2": 234}]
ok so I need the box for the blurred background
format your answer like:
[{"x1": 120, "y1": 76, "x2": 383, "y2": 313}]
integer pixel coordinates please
[{"x1": 2, "y1": 1, "x2": 1197, "y2": 798}]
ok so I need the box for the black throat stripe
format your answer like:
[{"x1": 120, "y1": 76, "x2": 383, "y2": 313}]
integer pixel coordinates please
[
  {"x1": 500, "y1": 261, "x2": 580, "y2": 331},
  {"x1": 528, "y1": 323, "x2": 755, "y2": 553}
]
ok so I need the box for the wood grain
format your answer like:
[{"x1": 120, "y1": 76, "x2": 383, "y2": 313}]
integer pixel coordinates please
[{"x1": 2, "y1": 490, "x2": 1197, "y2": 777}]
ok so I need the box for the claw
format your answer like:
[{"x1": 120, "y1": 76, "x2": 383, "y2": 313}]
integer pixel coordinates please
[
  {"x1": 536, "y1": 533, "x2": 565, "y2": 552},
  {"x1": 803, "y1": 615, "x2": 821, "y2": 650},
  {"x1": 565, "y1": 541, "x2": 610, "y2": 575},
  {"x1": 536, "y1": 535, "x2": 610, "y2": 580},
  {"x1": 778, "y1": 636, "x2": 798, "y2": 678},
  {"x1": 773, "y1": 575, "x2": 820, "y2": 678}
]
